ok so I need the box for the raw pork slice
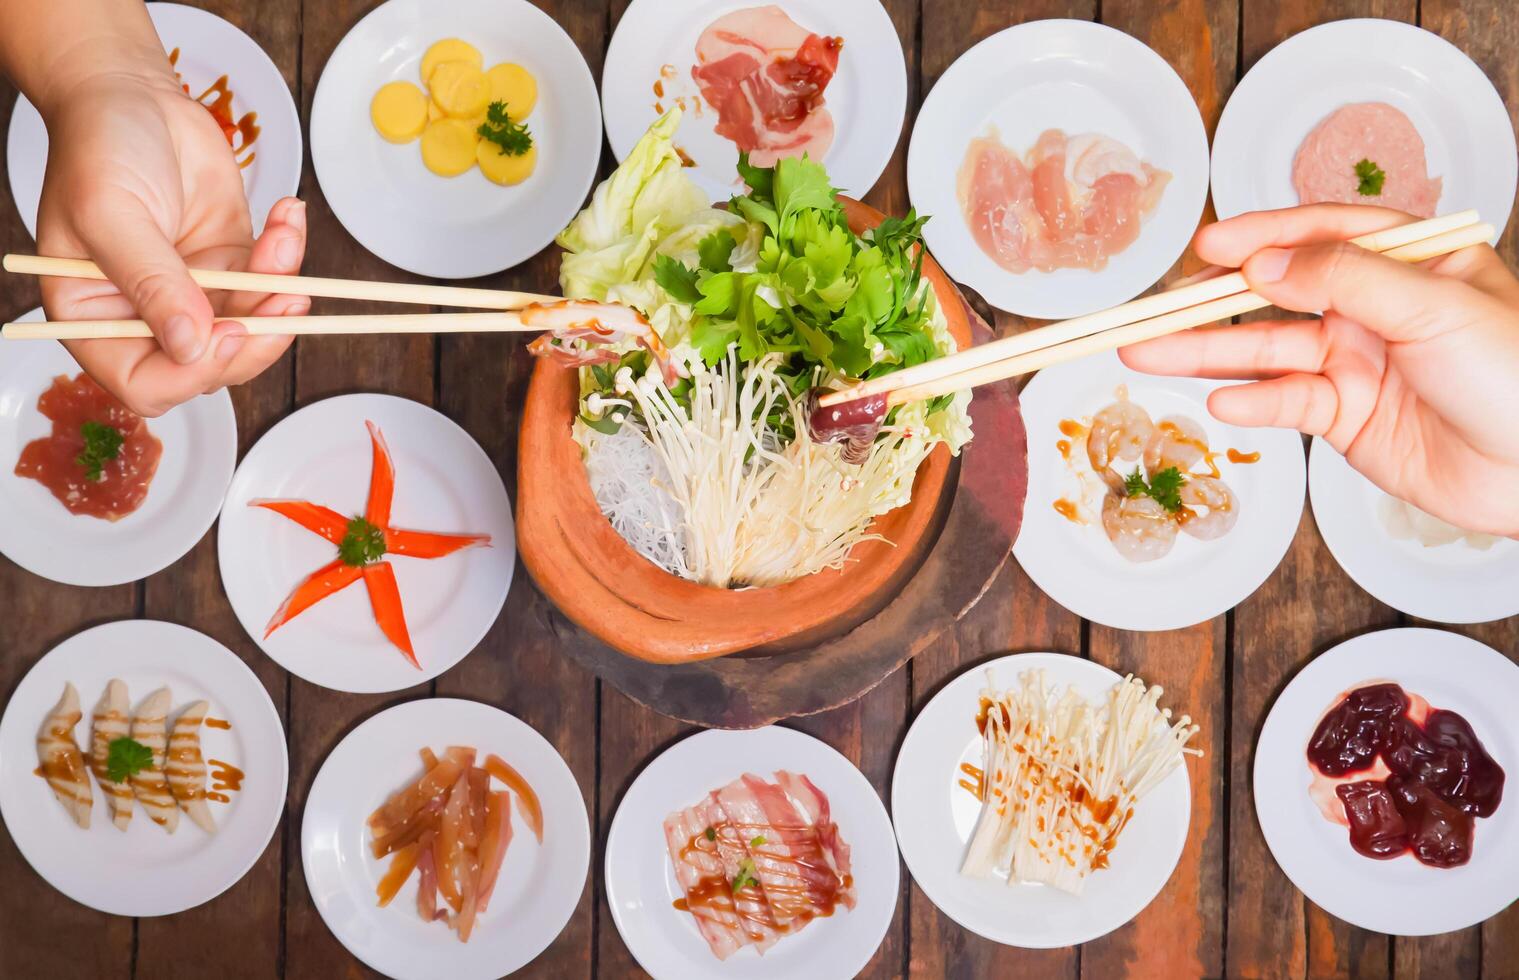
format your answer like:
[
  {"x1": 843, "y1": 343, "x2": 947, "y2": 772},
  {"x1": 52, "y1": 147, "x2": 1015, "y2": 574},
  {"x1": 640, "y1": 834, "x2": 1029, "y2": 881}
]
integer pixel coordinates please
[{"x1": 1292, "y1": 102, "x2": 1442, "y2": 217}]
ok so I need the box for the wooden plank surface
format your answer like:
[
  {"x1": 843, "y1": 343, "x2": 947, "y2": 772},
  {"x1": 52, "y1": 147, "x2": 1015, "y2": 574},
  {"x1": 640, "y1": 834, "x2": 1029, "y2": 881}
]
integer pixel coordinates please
[{"x1": 1, "y1": 0, "x2": 1518, "y2": 978}]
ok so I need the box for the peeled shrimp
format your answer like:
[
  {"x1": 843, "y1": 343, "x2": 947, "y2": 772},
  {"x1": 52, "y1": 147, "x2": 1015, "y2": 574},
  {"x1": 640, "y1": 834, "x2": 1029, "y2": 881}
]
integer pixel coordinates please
[
  {"x1": 1178, "y1": 476, "x2": 1238, "y2": 540},
  {"x1": 130, "y1": 688, "x2": 180, "y2": 833},
  {"x1": 1101, "y1": 494, "x2": 1178, "y2": 562},
  {"x1": 1144, "y1": 415, "x2": 1209, "y2": 477},
  {"x1": 166, "y1": 700, "x2": 216, "y2": 834},
  {"x1": 37, "y1": 683, "x2": 92, "y2": 828},
  {"x1": 89, "y1": 679, "x2": 135, "y2": 831},
  {"x1": 1087, "y1": 398, "x2": 1154, "y2": 490}
]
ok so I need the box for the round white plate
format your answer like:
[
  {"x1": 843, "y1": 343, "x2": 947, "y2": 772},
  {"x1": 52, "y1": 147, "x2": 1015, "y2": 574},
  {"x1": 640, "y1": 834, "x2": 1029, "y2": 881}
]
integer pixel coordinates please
[
  {"x1": 0, "y1": 314, "x2": 237, "y2": 587},
  {"x1": 602, "y1": 0, "x2": 906, "y2": 202},
  {"x1": 1013, "y1": 350, "x2": 1305, "y2": 631},
  {"x1": 310, "y1": 0, "x2": 602, "y2": 278},
  {"x1": 1308, "y1": 438, "x2": 1519, "y2": 624},
  {"x1": 1255, "y1": 628, "x2": 1519, "y2": 936},
  {"x1": 302, "y1": 698, "x2": 589, "y2": 979},
  {"x1": 894, "y1": 652, "x2": 1193, "y2": 948},
  {"x1": 908, "y1": 19, "x2": 1209, "y2": 320},
  {"x1": 218, "y1": 393, "x2": 514, "y2": 693},
  {"x1": 605, "y1": 726, "x2": 898, "y2": 980},
  {"x1": 0, "y1": 620, "x2": 288, "y2": 916},
  {"x1": 6, "y1": 2, "x2": 302, "y2": 240},
  {"x1": 1212, "y1": 19, "x2": 1516, "y2": 236}
]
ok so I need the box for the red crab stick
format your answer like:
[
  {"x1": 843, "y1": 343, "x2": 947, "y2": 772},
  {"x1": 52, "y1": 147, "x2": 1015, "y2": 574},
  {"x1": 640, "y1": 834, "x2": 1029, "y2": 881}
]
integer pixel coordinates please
[
  {"x1": 385, "y1": 528, "x2": 492, "y2": 558},
  {"x1": 249, "y1": 499, "x2": 349, "y2": 543},
  {"x1": 366, "y1": 420, "x2": 395, "y2": 528},
  {"x1": 265, "y1": 558, "x2": 364, "y2": 637},
  {"x1": 363, "y1": 562, "x2": 419, "y2": 669}
]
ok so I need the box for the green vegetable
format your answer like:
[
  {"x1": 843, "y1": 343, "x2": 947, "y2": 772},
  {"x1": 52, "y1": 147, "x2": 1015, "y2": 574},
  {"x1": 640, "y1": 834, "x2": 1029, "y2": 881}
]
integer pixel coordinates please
[
  {"x1": 1354, "y1": 158, "x2": 1386, "y2": 197},
  {"x1": 105, "y1": 737, "x2": 153, "y2": 782},
  {"x1": 477, "y1": 101, "x2": 532, "y2": 156},
  {"x1": 750, "y1": 834, "x2": 766, "y2": 847},
  {"x1": 704, "y1": 826, "x2": 717, "y2": 842},
  {"x1": 76, "y1": 420, "x2": 123, "y2": 482},
  {"x1": 731, "y1": 858, "x2": 759, "y2": 893},
  {"x1": 1124, "y1": 466, "x2": 1187, "y2": 513},
  {"x1": 339, "y1": 516, "x2": 387, "y2": 566}
]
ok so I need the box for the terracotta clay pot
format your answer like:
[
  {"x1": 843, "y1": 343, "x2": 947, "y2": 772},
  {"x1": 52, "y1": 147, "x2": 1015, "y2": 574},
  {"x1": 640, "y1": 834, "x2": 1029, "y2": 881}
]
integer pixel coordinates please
[{"x1": 516, "y1": 197, "x2": 972, "y2": 664}]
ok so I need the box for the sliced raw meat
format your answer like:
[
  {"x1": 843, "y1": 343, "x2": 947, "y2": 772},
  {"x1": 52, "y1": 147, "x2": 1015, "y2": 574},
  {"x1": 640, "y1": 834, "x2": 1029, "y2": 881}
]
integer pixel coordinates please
[
  {"x1": 663, "y1": 802, "x2": 750, "y2": 960},
  {"x1": 1292, "y1": 102, "x2": 1442, "y2": 217}
]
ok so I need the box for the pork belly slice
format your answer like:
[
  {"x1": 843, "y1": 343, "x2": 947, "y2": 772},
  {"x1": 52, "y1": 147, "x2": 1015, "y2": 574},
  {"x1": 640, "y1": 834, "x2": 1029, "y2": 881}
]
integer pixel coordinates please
[
  {"x1": 773, "y1": 770, "x2": 855, "y2": 910},
  {"x1": 715, "y1": 773, "x2": 851, "y2": 926},
  {"x1": 663, "y1": 803, "x2": 749, "y2": 960}
]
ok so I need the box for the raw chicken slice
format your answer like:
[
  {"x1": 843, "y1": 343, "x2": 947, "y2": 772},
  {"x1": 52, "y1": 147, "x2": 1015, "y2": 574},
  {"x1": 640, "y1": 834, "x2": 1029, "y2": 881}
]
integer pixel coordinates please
[
  {"x1": 166, "y1": 700, "x2": 216, "y2": 833},
  {"x1": 130, "y1": 688, "x2": 179, "y2": 832},
  {"x1": 89, "y1": 679, "x2": 134, "y2": 831},
  {"x1": 37, "y1": 682, "x2": 92, "y2": 828}
]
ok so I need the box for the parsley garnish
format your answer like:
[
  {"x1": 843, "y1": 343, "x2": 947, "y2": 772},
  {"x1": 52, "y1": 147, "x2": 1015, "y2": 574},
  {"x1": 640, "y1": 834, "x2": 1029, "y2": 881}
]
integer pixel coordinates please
[
  {"x1": 1354, "y1": 158, "x2": 1386, "y2": 197},
  {"x1": 76, "y1": 420, "x2": 123, "y2": 482},
  {"x1": 704, "y1": 826, "x2": 717, "y2": 842},
  {"x1": 1125, "y1": 466, "x2": 1186, "y2": 513},
  {"x1": 477, "y1": 100, "x2": 532, "y2": 156},
  {"x1": 339, "y1": 516, "x2": 387, "y2": 566},
  {"x1": 105, "y1": 737, "x2": 153, "y2": 782},
  {"x1": 731, "y1": 858, "x2": 758, "y2": 893}
]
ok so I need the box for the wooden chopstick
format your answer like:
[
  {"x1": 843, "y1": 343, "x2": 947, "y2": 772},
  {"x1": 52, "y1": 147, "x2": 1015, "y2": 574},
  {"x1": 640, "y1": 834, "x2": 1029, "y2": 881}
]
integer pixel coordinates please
[
  {"x1": 2, "y1": 311, "x2": 532, "y2": 340},
  {"x1": 1, "y1": 254, "x2": 559, "y2": 310},
  {"x1": 882, "y1": 220, "x2": 1495, "y2": 407},
  {"x1": 819, "y1": 209, "x2": 1483, "y2": 409}
]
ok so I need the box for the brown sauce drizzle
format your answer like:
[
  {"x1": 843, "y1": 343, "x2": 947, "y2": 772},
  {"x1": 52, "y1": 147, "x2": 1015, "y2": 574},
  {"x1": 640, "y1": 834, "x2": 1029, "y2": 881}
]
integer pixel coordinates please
[
  {"x1": 169, "y1": 49, "x2": 259, "y2": 168},
  {"x1": 673, "y1": 824, "x2": 851, "y2": 934},
  {"x1": 205, "y1": 717, "x2": 232, "y2": 730},
  {"x1": 1053, "y1": 498, "x2": 1081, "y2": 524},
  {"x1": 958, "y1": 762, "x2": 985, "y2": 800},
  {"x1": 1058, "y1": 418, "x2": 1088, "y2": 439},
  {"x1": 208, "y1": 759, "x2": 245, "y2": 802},
  {"x1": 1226, "y1": 448, "x2": 1260, "y2": 464}
]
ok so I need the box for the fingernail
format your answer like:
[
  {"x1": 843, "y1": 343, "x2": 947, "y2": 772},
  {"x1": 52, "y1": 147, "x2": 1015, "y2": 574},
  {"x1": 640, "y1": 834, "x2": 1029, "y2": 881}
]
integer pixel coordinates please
[
  {"x1": 276, "y1": 233, "x2": 301, "y2": 268},
  {"x1": 1249, "y1": 248, "x2": 1293, "y2": 284},
  {"x1": 286, "y1": 199, "x2": 306, "y2": 232},
  {"x1": 215, "y1": 330, "x2": 247, "y2": 362},
  {"x1": 164, "y1": 315, "x2": 205, "y2": 363},
  {"x1": 283, "y1": 299, "x2": 310, "y2": 317}
]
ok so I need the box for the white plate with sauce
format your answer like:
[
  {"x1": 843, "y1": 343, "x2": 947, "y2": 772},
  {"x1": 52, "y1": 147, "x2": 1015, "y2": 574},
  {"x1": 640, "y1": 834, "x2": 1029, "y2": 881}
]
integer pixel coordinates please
[
  {"x1": 302, "y1": 698, "x2": 590, "y2": 980},
  {"x1": 1211, "y1": 19, "x2": 1516, "y2": 237},
  {"x1": 1308, "y1": 438, "x2": 1519, "y2": 624},
  {"x1": 309, "y1": 0, "x2": 602, "y2": 278},
  {"x1": 1013, "y1": 350, "x2": 1305, "y2": 631},
  {"x1": 0, "y1": 620, "x2": 288, "y2": 916},
  {"x1": 1254, "y1": 628, "x2": 1519, "y2": 936},
  {"x1": 604, "y1": 726, "x2": 899, "y2": 980},
  {"x1": 893, "y1": 652, "x2": 1195, "y2": 948},
  {"x1": 0, "y1": 315, "x2": 237, "y2": 587},
  {"x1": 908, "y1": 19, "x2": 1209, "y2": 320},
  {"x1": 6, "y1": 2, "x2": 302, "y2": 239},
  {"x1": 602, "y1": 0, "x2": 907, "y2": 202},
  {"x1": 218, "y1": 393, "x2": 514, "y2": 693}
]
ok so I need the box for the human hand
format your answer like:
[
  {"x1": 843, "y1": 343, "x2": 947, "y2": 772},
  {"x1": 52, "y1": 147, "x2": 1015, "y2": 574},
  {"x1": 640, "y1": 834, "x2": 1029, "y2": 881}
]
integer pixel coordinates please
[
  {"x1": 1120, "y1": 204, "x2": 1519, "y2": 537},
  {"x1": 35, "y1": 62, "x2": 309, "y2": 417}
]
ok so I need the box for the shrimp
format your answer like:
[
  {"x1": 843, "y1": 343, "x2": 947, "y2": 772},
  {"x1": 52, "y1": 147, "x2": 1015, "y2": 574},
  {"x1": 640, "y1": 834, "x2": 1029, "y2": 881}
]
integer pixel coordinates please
[
  {"x1": 1101, "y1": 494, "x2": 1178, "y2": 562},
  {"x1": 1144, "y1": 415, "x2": 1209, "y2": 477},
  {"x1": 1178, "y1": 476, "x2": 1238, "y2": 540},
  {"x1": 1087, "y1": 398, "x2": 1154, "y2": 490}
]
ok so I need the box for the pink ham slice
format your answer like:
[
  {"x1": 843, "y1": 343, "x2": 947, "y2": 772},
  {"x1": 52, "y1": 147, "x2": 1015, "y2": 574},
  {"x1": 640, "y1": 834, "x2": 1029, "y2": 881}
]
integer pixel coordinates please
[{"x1": 1292, "y1": 102, "x2": 1442, "y2": 217}]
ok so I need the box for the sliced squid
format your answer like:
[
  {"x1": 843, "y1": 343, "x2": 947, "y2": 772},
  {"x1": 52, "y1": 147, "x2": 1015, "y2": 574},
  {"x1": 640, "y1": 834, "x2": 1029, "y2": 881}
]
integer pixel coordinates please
[
  {"x1": 166, "y1": 699, "x2": 216, "y2": 833},
  {"x1": 130, "y1": 688, "x2": 180, "y2": 833},
  {"x1": 37, "y1": 682, "x2": 92, "y2": 828},
  {"x1": 88, "y1": 679, "x2": 135, "y2": 831}
]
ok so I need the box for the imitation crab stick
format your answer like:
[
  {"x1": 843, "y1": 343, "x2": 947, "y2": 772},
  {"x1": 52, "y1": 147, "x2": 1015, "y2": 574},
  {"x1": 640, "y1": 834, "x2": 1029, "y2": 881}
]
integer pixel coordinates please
[
  {"x1": 249, "y1": 499, "x2": 348, "y2": 543},
  {"x1": 263, "y1": 559, "x2": 363, "y2": 637},
  {"x1": 363, "y1": 562, "x2": 417, "y2": 669}
]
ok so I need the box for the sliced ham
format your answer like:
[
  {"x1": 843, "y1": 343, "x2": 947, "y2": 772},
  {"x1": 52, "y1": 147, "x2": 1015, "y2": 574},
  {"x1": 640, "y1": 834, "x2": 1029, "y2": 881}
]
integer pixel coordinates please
[{"x1": 1292, "y1": 102, "x2": 1442, "y2": 217}]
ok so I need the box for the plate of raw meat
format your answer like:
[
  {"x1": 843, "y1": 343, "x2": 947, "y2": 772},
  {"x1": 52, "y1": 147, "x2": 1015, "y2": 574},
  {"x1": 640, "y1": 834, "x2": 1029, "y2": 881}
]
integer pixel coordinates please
[
  {"x1": 604, "y1": 726, "x2": 898, "y2": 979},
  {"x1": 908, "y1": 20, "x2": 1209, "y2": 319}
]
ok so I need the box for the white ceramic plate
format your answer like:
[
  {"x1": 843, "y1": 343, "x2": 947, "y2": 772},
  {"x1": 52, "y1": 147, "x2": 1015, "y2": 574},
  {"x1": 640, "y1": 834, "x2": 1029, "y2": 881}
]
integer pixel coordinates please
[
  {"x1": 1211, "y1": 19, "x2": 1516, "y2": 236},
  {"x1": 309, "y1": 0, "x2": 602, "y2": 278},
  {"x1": 894, "y1": 652, "x2": 1193, "y2": 948},
  {"x1": 605, "y1": 726, "x2": 898, "y2": 980},
  {"x1": 602, "y1": 0, "x2": 906, "y2": 202},
  {"x1": 1308, "y1": 438, "x2": 1519, "y2": 624},
  {"x1": 6, "y1": 2, "x2": 302, "y2": 239},
  {"x1": 0, "y1": 314, "x2": 237, "y2": 587},
  {"x1": 218, "y1": 393, "x2": 514, "y2": 693},
  {"x1": 1254, "y1": 628, "x2": 1519, "y2": 936},
  {"x1": 908, "y1": 19, "x2": 1209, "y2": 320},
  {"x1": 302, "y1": 698, "x2": 589, "y2": 979},
  {"x1": 1013, "y1": 350, "x2": 1305, "y2": 631},
  {"x1": 0, "y1": 620, "x2": 288, "y2": 916}
]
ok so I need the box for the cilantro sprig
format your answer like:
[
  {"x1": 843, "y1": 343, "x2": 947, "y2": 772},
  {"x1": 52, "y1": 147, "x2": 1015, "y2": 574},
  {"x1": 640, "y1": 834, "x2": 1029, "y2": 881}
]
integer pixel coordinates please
[
  {"x1": 339, "y1": 516, "x2": 387, "y2": 566},
  {"x1": 477, "y1": 100, "x2": 532, "y2": 156},
  {"x1": 1354, "y1": 158, "x2": 1386, "y2": 197},
  {"x1": 105, "y1": 736, "x2": 153, "y2": 782},
  {"x1": 76, "y1": 420, "x2": 123, "y2": 482},
  {"x1": 1124, "y1": 466, "x2": 1187, "y2": 513}
]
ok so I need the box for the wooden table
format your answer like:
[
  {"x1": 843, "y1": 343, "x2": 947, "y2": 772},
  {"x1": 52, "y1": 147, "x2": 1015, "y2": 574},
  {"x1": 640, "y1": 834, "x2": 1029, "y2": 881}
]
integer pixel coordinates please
[{"x1": 3, "y1": 1, "x2": 1517, "y2": 977}]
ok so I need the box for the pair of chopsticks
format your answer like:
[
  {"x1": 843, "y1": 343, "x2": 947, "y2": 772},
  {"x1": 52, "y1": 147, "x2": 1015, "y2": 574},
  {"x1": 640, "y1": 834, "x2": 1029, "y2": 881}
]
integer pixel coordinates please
[
  {"x1": 0, "y1": 254, "x2": 563, "y2": 339},
  {"x1": 821, "y1": 210, "x2": 1492, "y2": 411}
]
